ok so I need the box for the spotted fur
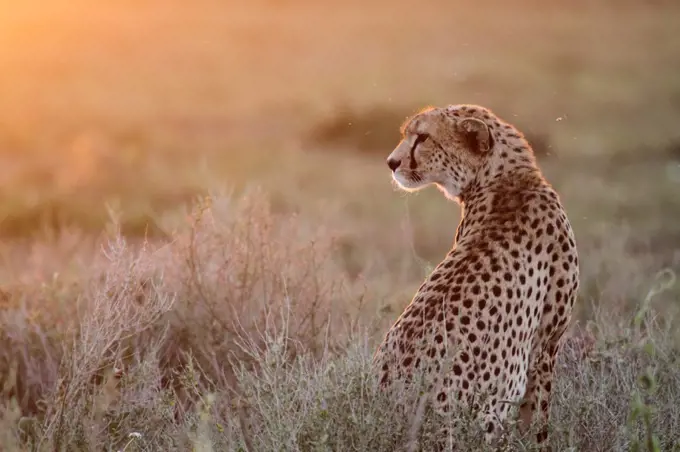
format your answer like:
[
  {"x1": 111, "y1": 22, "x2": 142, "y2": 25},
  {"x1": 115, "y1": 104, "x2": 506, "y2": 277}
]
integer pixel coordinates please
[{"x1": 375, "y1": 104, "x2": 579, "y2": 451}]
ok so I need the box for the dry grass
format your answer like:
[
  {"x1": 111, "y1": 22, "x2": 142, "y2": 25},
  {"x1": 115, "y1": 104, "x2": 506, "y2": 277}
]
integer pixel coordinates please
[
  {"x1": 0, "y1": 189, "x2": 374, "y2": 450},
  {"x1": 0, "y1": 191, "x2": 677, "y2": 451}
]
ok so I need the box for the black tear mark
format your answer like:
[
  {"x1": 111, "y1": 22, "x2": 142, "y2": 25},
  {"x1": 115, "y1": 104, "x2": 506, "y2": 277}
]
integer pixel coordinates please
[{"x1": 410, "y1": 134, "x2": 428, "y2": 169}]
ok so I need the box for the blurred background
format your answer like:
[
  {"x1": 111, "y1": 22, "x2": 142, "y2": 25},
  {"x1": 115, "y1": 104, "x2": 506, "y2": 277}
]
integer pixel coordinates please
[{"x1": 1, "y1": 0, "x2": 679, "y2": 318}]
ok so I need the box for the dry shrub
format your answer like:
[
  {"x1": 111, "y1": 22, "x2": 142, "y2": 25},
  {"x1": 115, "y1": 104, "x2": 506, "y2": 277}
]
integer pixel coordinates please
[
  {"x1": 157, "y1": 188, "x2": 366, "y2": 409},
  {"x1": 37, "y1": 234, "x2": 174, "y2": 450},
  {"x1": 0, "y1": 233, "x2": 97, "y2": 420},
  {"x1": 0, "y1": 186, "x2": 368, "y2": 450},
  {"x1": 0, "y1": 187, "x2": 678, "y2": 451}
]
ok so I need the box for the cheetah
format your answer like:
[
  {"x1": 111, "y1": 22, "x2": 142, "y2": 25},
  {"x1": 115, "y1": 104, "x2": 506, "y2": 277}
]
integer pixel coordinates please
[{"x1": 373, "y1": 104, "x2": 579, "y2": 450}]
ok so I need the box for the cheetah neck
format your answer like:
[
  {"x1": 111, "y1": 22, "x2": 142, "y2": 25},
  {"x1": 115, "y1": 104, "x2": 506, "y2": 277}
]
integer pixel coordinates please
[
  {"x1": 459, "y1": 141, "x2": 540, "y2": 204},
  {"x1": 454, "y1": 165, "x2": 545, "y2": 245},
  {"x1": 457, "y1": 159, "x2": 544, "y2": 233}
]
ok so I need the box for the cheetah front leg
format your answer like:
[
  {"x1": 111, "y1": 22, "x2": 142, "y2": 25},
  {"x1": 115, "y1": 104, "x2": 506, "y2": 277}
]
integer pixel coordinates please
[{"x1": 518, "y1": 343, "x2": 559, "y2": 451}]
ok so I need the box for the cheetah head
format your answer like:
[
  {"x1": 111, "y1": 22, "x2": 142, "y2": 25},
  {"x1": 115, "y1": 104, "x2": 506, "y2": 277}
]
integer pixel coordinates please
[{"x1": 386, "y1": 105, "x2": 495, "y2": 201}]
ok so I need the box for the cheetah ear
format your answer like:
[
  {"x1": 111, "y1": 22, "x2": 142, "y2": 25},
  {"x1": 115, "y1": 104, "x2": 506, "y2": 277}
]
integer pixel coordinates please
[{"x1": 459, "y1": 117, "x2": 494, "y2": 154}]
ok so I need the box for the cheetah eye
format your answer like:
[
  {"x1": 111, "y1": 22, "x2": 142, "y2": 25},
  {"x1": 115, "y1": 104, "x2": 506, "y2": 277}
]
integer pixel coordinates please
[
  {"x1": 409, "y1": 134, "x2": 429, "y2": 170},
  {"x1": 412, "y1": 134, "x2": 429, "y2": 150}
]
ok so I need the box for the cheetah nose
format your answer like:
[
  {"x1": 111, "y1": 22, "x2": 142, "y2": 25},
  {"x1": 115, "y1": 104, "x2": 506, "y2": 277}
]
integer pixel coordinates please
[{"x1": 387, "y1": 158, "x2": 401, "y2": 171}]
